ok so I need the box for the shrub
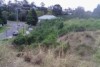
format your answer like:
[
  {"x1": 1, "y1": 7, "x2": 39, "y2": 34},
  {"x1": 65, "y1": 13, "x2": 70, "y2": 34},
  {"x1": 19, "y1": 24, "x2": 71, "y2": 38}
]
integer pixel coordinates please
[
  {"x1": 42, "y1": 33, "x2": 57, "y2": 48},
  {"x1": 13, "y1": 34, "x2": 35, "y2": 46},
  {"x1": 13, "y1": 34, "x2": 26, "y2": 45}
]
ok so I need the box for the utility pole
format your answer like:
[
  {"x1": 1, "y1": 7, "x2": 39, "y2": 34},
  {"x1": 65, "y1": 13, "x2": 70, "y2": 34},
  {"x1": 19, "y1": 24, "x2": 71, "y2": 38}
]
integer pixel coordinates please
[
  {"x1": 16, "y1": 8, "x2": 18, "y2": 31},
  {"x1": 16, "y1": 0, "x2": 19, "y2": 31}
]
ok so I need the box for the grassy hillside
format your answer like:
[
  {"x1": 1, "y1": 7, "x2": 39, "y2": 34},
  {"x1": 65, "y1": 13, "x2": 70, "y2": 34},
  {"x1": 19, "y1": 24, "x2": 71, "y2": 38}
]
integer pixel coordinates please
[
  {"x1": 1, "y1": 18, "x2": 100, "y2": 67},
  {"x1": 1, "y1": 31, "x2": 100, "y2": 67},
  {"x1": 64, "y1": 18, "x2": 100, "y2": 31},
  {"x1": 13, "y1": 18, "x2": 100, "y2": 47}
]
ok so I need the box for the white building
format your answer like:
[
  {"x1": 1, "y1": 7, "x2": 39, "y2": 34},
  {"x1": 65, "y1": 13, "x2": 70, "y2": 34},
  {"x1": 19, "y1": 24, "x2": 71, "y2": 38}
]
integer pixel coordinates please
[{"x1": 38, "y1": 15, "x2": 57, "y2": 22}]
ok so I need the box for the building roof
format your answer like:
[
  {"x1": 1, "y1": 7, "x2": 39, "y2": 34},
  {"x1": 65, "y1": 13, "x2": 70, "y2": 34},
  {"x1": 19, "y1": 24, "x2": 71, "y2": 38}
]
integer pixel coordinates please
[{"x1": 38, "y1": 15, "x2": 56, "y2": 20}]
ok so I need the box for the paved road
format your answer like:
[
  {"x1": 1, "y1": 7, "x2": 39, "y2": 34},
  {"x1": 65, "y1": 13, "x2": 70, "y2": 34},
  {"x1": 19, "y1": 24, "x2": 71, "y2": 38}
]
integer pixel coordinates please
[{"x1": 0, "y1": 21, "x2": 26, "y2": 40}]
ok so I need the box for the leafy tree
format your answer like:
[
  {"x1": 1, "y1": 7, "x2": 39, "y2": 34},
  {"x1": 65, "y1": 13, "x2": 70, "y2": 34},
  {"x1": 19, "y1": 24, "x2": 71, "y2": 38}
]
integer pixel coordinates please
[
  {"x1": 0, "y1": 19, "x2": 3, "y2": 25},
  {"x1": 38, "y1": 7, "x2": 48, "y2": 15},
  {"x1": 0, "y1": 7, "x2": 2, "y2": 19},
  {"x1": 2, "y1": 11, "x2": 8, "y2": 20},
  {"x1": 85, "y1": 11, "x2": 92, "y2": 18},
  {"x1": 40, "y1": 2, "x2": 45, "y2": 7},
  {"x1": 8, "y1": 12, "x2": 16, "y2": 21},
  {"x1": 0, "y1": 7, "x2": 7, "y2": 25},
  {"x1": 73, "y1": 7, "x2": 85, "y2": 18},
  {"x1": 23, "y1": 0, "x2": 28, "y2": 5},
  {"x1": 26, "y1": 8, "x2": 38, "y2": 26},
  {"x1": 63, "y1": 8, "x2": 73, "y2": 15},
  {"x1": 52, "y1": 4, "x2": 62, "y2": 16},
  {"x1": 92, "y1": 4, "x2": 100, "y2": 18},
  {"x1": 18, "y1": 10, "x2": 27, "y2": 21},
  {"x1": 30, "y1": 2, "x2": 36, "y2": 8}
]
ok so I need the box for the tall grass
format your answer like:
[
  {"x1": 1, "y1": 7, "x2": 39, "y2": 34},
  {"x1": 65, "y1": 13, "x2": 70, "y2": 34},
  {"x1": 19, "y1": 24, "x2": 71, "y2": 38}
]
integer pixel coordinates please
[
  {"x1": 13, "y1": 18, "x2": 100, "y2": 47},
  {"x1": 64, "y1": 18, "x2": 100, "y2": 31}
]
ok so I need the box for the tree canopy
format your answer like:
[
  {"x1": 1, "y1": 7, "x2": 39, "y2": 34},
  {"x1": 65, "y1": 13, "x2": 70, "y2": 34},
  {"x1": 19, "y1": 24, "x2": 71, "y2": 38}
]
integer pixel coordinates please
[
  {"x1": 52, "y1": 4, "x2": 62, "y2": 16},
  {"x1": 26, "y1": 9, "x2": 38, "y2": 26}
]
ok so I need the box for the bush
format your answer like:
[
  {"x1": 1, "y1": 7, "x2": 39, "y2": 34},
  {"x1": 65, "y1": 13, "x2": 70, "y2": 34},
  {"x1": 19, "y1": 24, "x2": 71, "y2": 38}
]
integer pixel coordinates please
[
  {"x1": 8, "y1": 13, "x2": 16, "y2": 21},
  {"x1": 13, "y1": 34, "x2": 36, "y2": 46},
  {"x1": 42, "y1": 33, "x2": 57, "y2": 47},
  {"x1": 13, "y1": 35, "x2": 26, "y2": 45}
]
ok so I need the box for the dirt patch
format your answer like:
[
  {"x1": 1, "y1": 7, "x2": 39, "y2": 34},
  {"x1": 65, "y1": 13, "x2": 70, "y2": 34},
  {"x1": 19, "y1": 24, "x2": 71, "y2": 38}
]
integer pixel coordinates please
[{"x1": 58, "y1": 31, "x2": 100, "y2": 58}]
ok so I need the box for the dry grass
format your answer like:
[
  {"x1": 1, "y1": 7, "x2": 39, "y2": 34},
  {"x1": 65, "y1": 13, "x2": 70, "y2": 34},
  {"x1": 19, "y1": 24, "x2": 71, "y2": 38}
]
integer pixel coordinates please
[
  {"x1": 0, "y1": 45, "x2": 99, "y2": 67},
  {"x1": 1, "y1": 30, "x2": 100, "y2": 67}
]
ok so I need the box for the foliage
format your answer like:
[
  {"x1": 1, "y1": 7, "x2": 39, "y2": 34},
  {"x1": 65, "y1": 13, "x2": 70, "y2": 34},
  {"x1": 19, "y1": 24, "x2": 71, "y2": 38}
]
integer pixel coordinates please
[
  {"x1": 8, "y1": 12, "x2": 16, "y2": 21},
  {"x1": 73, "y1": 7, "x2": 85, "y2": 18},
  {"x1": 13, "y1": 18, "x2": 100, "y2": 47},
  {"x1": 26, "y1": 9, "x2": 38, "y2": 26},
  {"x1": 36, "y1": 10, "x2": 44, "y2": 17},
  {"x1": 47, "y1": 10, "x2": 52, "y2": 15},
  {"x1": 38, "y1": 7, "x2": 48, "y2": 15},
  {"x1": 92, "y1": 4, "x2": 100, "y2": 18},
  {"x1": 2, "y1": 11, "x2": 9, "y2": 20},
  {"x1": 0, "y1": 19, "x2": 3, "y2": 25},
  {"x1": 13, "y1": 19, "x2": 64, "y2": 46},
  {"x1": 0, "y1": 26, "x2": 8, "y2": 35},
  {"x1": 0, "y1": 7, "x2": 7, "y2": 25},
  {"x1": 52, "y1": 4, "x2": 62, "y2": 16},
  {"x1": 18, "y1": 11, "x2": 27, "y2": 21},
  {"x1": 13, "y1": 34, "x2": 36, "y2": 46},
  {"x1": 13, "y1": 34, "x2": 26, "y2": 45}
]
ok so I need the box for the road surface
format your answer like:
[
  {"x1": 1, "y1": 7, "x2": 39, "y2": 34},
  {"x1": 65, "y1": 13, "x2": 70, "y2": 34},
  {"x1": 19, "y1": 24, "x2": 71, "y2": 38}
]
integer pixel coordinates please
[{"x1": 0, "y1": 21, "x2": 26, "y2": 40}]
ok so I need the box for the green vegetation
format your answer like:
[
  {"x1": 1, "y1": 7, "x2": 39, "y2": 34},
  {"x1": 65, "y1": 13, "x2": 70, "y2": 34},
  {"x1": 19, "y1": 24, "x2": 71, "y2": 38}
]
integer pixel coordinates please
[
  {"x1": 0, "y1": 26, "x2": 7, "y2": 33},
  {"x1": 26, "y1": 9, "x2": 38, "y2": 26},
  {"x1": 1, "y1": 0, "x2": 100, "y2": 67},
  {"x1": 13, "y1": 18, "x2": 100, "y2": 48},
  {"x1": 64, "y1": 18, "x2": 100, "y2": 31},
  {"x1": 13, "y1": 19, "x2": 64, "y2": 47},
  {"x1": 2, "y1": 18, "x2": 100, "y2": 67}
]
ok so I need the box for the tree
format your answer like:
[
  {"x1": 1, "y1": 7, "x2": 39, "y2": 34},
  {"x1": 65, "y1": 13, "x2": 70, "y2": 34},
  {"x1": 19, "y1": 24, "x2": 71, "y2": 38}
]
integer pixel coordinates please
[
  {"x1": 26, "y1": 8, "x2": 38, "y2": 26},
  {"x1": 52, "y1": 4, "x2": 62, "y2": 16},
  {"x1": 0, "y1": 9, "x2": 3, "y2": 25},
  {"x1": 23, "y1": 0, "x2": 28, "y2": 5},
  {"x1": 40, "y1": 2, "x2": 45, "y2": 7},
  {"x1": 8, "y1": 12, "x2": 16, "y2": 21},
  {"x1": 39, "y1": 2, "x2": 47, "y2": 15},
  {"x1": 0, "y1": 7, "x2": 7, "y2": 25},
  {"x1": 92, "y1": 4, "x2": 100, "y2": 18},
  {"x1": 85, "y1": 11, "x2": 92, "y2": 18},
  {"x1": 73, "y1": 7, "x2": 85, "y2": 18},
  {"x1": 18, "y1": 10, "x2": 27, "y2": 21},
  {"x1": 14, "y1": 0, "x2": 18, "y2": 3},
  {"x1": 63, "y1": 8, "x2": 73, "y2": 15},
  {"x1": 0, "y1": 0, "x2": 4, "y2": 5}
]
